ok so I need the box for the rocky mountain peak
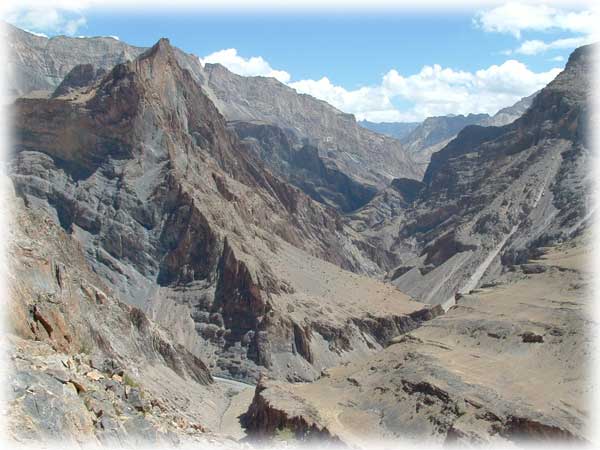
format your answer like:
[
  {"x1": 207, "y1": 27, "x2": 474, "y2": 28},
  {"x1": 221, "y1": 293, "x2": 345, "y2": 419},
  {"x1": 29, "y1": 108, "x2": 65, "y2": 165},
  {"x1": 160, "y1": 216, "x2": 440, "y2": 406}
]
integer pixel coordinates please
[{"x1": 138, "y1": 37, "x2": 176, "y2": 64}]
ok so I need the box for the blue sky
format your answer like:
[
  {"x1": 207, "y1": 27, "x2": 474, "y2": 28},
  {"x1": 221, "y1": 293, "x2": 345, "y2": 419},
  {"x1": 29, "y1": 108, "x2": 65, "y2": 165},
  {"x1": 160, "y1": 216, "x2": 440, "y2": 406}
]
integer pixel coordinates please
[
  {"x1": 6, "y1": 1, "x2": 596, "y2": 121},
  {"x1": 78, "y1": 12, "x2": 565, "y2": 85}
]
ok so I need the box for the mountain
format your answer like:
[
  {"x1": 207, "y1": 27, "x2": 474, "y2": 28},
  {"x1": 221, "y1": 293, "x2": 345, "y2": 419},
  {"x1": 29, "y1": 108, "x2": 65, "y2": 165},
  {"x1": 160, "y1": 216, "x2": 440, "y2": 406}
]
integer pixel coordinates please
[
  {"x1": 241, "y1": 44, "x2": 595, "y2": 446},
  {"x1": 231, "y1": 120, "x2": 378, "y2": 212},
  {"x1": 480, "y1": 91, "x2": 538, "y2": 127},
  {"x1": 200, "y1": 63, "x2": 421, "y2": 186},
  {"x1": 3, "y1": 23, "x2": 145, "y2": 99},
  {"x1": 350, "y1": 44, "x2": 592, "y2": 306},
  {"x1": 9, "y1": 38, "x2": 439, "y2": 388},
  {"x1": 358, "y1": 120, "x2": 420, "y2": 140},
  {"x1": 6, "y1": 23, "x2": 421, "y2": 204},
  {"x1": 5, "y1": 19, "x2": 594, "y2": 447},
  {"x1": 400, "y1": 113, "x2": 490, "y2": 169}
]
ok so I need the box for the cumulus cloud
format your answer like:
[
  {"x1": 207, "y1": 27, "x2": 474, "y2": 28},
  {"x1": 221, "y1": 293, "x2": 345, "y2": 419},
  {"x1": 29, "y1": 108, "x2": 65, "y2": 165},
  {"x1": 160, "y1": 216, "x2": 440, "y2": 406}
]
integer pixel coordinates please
[
  {"x1": 474, "y1": 2, "x2": 596, "y2": 38},
  {"x1": 288, "y1": 77, "x2": 404, "y2": 120},
  {"x1": 200, "y1": 49, "x2": 291, "y2": 83},
  {"x1": 291, "y1": 61, "x2": 560, "y2": 121},
  {"x1": 202, "y1": 46, "x2": 561, "y2": 122},
  {"x1": 6, "y1": 1, "x2": 89, "y2": 36}
]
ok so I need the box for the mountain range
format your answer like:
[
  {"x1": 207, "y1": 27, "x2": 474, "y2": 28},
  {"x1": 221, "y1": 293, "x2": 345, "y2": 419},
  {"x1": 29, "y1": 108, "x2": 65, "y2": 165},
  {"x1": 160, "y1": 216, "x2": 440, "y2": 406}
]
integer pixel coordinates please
[{"x1": 4, "y1": 22, "x2": 596, "y2": 447}]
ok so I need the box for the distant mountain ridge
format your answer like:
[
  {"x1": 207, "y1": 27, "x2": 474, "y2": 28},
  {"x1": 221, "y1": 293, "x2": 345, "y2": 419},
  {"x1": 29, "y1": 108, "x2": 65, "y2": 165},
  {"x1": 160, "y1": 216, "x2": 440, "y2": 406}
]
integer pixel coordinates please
[
  {"x1": 358, "y1": 93, "x2": 538, "y2": 171},
  {"x1": 357, "y1": 120, "x2": 419, "y2": 140}
]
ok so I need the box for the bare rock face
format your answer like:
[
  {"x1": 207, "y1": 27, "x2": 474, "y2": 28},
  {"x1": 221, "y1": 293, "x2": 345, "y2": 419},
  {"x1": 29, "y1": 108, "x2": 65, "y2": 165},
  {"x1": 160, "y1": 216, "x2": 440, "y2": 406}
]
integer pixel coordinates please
[
  {"x1": 7, "y1": 183, "x2": 213, "y2": 386},
  {"x1": 203, "y1": 63, "x2": 422, "y2": 187},
  {"x1": 5, "y1": 182, "x2": 262, "y2": 446},
  {"x1": 51, "y1": 64, "x2": 107, "y2": 98},
  {"x1": 6, "y1": 23, "x2": 593, "y2": 448},
  {"x1": 7, "y1": 24, "x2": 420, "y2": 194},
  {"x1": 242, "y1": 377, "x2": 340, "y2": 443},
  {"x1": 243, "y1": 237, "x2": 592, "y2": 445},
  {"x1": 232, "y1": 120, "x2": 377, "y2": 212},
  {"x1": 10, "y1": 38, "x2": 437, "y2": 384},
  {"x1": 349, "y1": 44, "x2": 594, "y2": 306}
]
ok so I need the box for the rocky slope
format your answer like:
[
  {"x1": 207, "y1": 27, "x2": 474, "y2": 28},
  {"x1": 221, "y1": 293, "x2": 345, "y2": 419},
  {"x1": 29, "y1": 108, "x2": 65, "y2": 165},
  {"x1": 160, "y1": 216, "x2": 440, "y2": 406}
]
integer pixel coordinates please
[
  {"x1": 5, "y1": 22, "x2": 595, "y2": 448},
  {"x1": 349, "y1": 44, "x2": 594, "y2": 306},
  {"x1": 202, "y1": 63, "x2": 421, "y2": 186},
  {"x1": 243, "y1": 236, "x2": 593, "y2": 445},
  {"x1": 9, "y1": 38, "x2": 439, "y2": 386},
  {"x1": 3, "y1": 22, "x2": 145, "y2": 99},
  {"x1": 232, "y1": 120, "x2": 377, "y2": 212},
  {"x1": 400, "y1": 113, "x2": 488, "y2": 169},
  {"x1": 5, "y1": 179, "x2": 255, "y2": 447},
  {"x1": 480, "y1": 91, "x2": 538, "y2": 127}
]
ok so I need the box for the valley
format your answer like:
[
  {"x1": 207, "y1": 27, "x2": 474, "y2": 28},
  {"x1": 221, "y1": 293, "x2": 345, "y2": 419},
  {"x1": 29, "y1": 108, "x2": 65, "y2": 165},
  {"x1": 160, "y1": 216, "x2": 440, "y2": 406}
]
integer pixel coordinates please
[{"x1": 2, "y1": 19, "x2": 596, "y2": 448}]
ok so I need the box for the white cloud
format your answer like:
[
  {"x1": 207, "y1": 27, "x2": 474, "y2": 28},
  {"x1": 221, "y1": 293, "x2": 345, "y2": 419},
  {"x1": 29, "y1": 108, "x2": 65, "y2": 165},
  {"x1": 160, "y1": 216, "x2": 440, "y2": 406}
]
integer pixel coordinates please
[
  {"x1": 6, "y1": 2, "x2": 89, "y2": 36},
  {"x1": 515, "y1": 36, "x2": 592, "y2": 55},
  {"x1": 290, "y1": 60, "x2": 560, "y2": 121},
  {"x1": 475, "y1": 2, "x2": 596, "y2": 38},
  {"x1": 200, "y1": 48, "x2": 291, "y2": 83},
  {"x1": 550, "y1": 55, "x2": 565, "y2": 62},
  {"x1": 7, "y1": 2, "x2": 577, "y2": 123},
  {"x1": 288, "y1": 77, "x2": 402, "y2": 120}
]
